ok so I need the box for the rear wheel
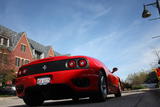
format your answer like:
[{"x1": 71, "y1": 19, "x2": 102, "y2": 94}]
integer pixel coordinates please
[
  {"x1": 114, "y1": 82, "x2": 122, "y2": 97},
  {"x1": 90, "y1": 71, "x2": 107, "y2": 101},
  {"x1": 23, "y1": 91, "x2": 44, "y2": 106}
]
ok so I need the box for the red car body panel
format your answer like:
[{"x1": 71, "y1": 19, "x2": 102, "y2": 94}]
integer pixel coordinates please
[{"x1": 15, "y1": 56, "x2": 120, "y2": 99}]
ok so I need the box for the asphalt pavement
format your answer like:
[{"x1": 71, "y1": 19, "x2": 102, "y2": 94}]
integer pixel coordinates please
[{"x1": 0, "y1": 88, "x2": 159, "y2": 107}]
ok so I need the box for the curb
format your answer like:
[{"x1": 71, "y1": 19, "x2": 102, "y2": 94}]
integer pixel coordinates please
[
  {"x1": 0, "y1": 96, "x2": 16, "y2": 100},
  {"x1": 122, "y1": 88, "x2": 159, "y2": 93}
]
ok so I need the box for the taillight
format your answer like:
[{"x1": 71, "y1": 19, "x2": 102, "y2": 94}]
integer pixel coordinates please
[
  {"x1": 66, "y1": 59, "x2": 88, "y2": 69},
  {"x1": 22, "y1": 69, "x2": 27, "y2": 75},
  {"x1": 17, "y1": 70, "x2": 21, "y2": 76},
  {"x1": 67, "y1": 60, "x2": 76, "y2": 68},
  {"x1": 17, "y1": 69, "x2": 28, "y2": 77},
  {"x1": 78, "y1": 59, "x2": 87, "y2": 67}
]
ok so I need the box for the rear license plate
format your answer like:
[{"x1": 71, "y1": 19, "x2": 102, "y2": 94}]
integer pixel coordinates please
[{"x1": 37, "y1": 77, "x2": 51, "y2": 85}]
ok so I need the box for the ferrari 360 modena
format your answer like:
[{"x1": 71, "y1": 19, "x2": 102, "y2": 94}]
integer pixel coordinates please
[{"x1": 15, "y1": 56, "x2": 121, "y2": 106}]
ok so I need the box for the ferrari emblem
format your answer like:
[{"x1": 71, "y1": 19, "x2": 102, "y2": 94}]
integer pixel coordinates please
[{"x1": 42, "y1": 65, "x2": 47, "y2": 71}]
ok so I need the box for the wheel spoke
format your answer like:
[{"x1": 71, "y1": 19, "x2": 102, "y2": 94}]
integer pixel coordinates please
[{"x1": 100, "y1": 76, "x2": 107, "y2": 94}]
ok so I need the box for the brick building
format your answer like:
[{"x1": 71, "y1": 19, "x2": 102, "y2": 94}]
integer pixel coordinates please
[{"x1": 0, "y1": 25, "x2": 61, "y2": 76}]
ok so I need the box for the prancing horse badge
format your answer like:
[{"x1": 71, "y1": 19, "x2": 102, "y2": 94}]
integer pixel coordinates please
[{"x1": 42, "y1": 65, "x2": 47, "y2": 71}]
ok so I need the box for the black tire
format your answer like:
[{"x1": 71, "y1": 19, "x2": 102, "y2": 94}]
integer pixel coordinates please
[
  {"x1": 90, "y1": 71, "x2": 107, "y2": 102},
  {"x1": 114, "y1": 82, "x2": 122, "y2": 97},
  {"x1": 23, "y1": 92, "x2": 44, "y2": 106}
]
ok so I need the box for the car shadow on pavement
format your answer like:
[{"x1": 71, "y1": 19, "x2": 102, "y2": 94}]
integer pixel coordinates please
[
  {"x1": 9, "y1": 89, "x2": 160, "y2": 107},
  {"x1": 8, "y1": 97, "x2": 115, "y2": 107}
]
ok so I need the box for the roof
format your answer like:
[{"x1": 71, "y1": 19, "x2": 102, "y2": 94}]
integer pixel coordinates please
[
  {"x1": 28, "y1": 38, "x2": 54, "y2": 57},
  {"x1": 54, "y1": 51, "x2": 62, "y2": 56},
  {"x1": 0, "y1": 25, "x2": 22, "y2": 51},
  {"x1": 0, "y1": 25, "x2": 61, "y2": 57}
]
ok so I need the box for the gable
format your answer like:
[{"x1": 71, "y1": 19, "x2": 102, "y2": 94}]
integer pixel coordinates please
[
  {"x1": 12, "y1": 33, "x2": 33, "y2": 60},
  {"x1": 48, "y1": 48, "x2": 54, "y2": 57}
]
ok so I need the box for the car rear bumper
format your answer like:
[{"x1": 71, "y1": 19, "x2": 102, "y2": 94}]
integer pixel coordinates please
[
  {"x1": 16, "y1": 69, "x2": 99, "y2": 98},
  {"x1": 23, "y1": 84, "x2": 98, "y2": 100}
]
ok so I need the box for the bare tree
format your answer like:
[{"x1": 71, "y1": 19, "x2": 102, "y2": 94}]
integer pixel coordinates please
[
  {"x1": 125, "y1": 71, "x2": 148, "y2": 86},
  {"x1": 153, "y1": 48, "x2": 160, "y2": 64},
  {"x1": 148, "y1": 48, "x2": 160, "y2": 69}
]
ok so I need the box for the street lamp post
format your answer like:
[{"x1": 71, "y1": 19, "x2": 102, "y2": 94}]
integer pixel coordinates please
[
  {"x1": 142, "y1": 0, "x2": 160, "y2": 19},
  {"x1": 152, "y1": 35, "x2": 160, "y2": 39}
]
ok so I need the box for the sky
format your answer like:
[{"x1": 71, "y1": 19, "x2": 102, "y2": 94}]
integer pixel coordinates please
[{"x1": 0, "y1": 0, "x2": 160, "y2": 80}]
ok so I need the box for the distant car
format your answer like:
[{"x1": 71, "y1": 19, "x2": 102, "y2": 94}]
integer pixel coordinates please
[
  {"x1": 15, "y1": 56, "x2": 121, "y2": 106},
  {"x1": 0, "y1": 85, "x2": 16, "y2": 95}
]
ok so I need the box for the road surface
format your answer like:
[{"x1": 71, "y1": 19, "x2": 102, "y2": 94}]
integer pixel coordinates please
[{"x1": 0, "y1": 88, "x2": 159, "y2": 107}]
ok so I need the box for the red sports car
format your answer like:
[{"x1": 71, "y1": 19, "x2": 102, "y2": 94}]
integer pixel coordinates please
[{"x1": 15, "y1": 56, "x2": 121, "y2": 106}]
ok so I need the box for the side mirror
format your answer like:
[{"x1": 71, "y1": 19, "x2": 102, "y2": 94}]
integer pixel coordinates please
[{"x1": 112, "y1": 67, "x2": 118, "y2": 73}]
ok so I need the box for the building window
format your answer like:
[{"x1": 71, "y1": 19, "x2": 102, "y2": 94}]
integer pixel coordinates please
[
  {"x1": 2, "y1": 54, "x2": 8, "y2": 64},
  {"x1": 0, "y1": 53, "x2": 3, "y2": 63},
  {"x1": 34, "y1": 50, "x2": 42, "y2": 59},
  {"x1": 0, "y1": 37, "x2": 2, "y2": 45},
  {"x1": 25, "y1": 60, "x2": 29, "y2": 64},
  {"x1": 0, "y1": 36, "x2": 9, "y2": 47},
  {"x1": 21, "y1": 59, "x2": 24, "y2": 65},
  {"x1": 3, "y1": 38, "x2": 8, "y2": 46},
  {"x1": 21, "y1": 44, "x2": 26, "y2": 52},
  {"x1": 15, "y1": 57, "x2": 20, "y2": 67},
  {"x1": 0, "y1": 53, "x2": 8, "y2": 64}
]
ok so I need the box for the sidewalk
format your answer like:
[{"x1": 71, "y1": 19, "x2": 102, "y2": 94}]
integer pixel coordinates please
[
  {"x1": 0, "y1": 96, "x2": 16, "y2": 101},
  {"x1": 122, "y1": 88, "x2": 159, "y2": 93}
]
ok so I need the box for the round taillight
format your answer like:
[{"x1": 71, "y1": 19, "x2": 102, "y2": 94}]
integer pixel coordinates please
[
  {"x1": 67, "y1": 60, "x2": 76, "y2": 68},
  {"x1": 17, "y1": 69, "x2": 27, "y2": 76},
  {"x1": 22, "y1": 69, "x2": 27, "y2": 75},
  {"x1": 18, "y1": 70, "x2": 22, "y2": 76},
  {"x1": 78, "y1": 59, "x2": 87, "y2": 67}
]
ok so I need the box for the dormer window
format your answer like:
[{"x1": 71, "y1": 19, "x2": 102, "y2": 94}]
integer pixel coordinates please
[
  {"x1": 34, "y1": 50, "x2": 42, "y2": 59},
  {"x1": 33, "y1": 50, "x2": 44, "y2": 59},
  {"x1": 0, "y1": 36, "x2": 9, "y2": 47},
  {"x1": 3, "y1": 38, "x2": 8, "y2": 46}
]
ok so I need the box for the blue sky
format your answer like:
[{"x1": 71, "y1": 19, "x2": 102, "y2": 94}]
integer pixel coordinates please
[{"x1": 0, "y1": 0, "x2": 160, "y2": 80}]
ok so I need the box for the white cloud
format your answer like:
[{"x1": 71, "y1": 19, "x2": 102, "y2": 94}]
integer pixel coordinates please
[
  {"x1": 1, "y1": 0, "x2": 160, "y2": 81},
  {"x1": 69, "y1": 20, "x2": 160, "y2": 80},
  {"x1": 39, "y1": 2, "x2": 112, "y2": 50},
  {"x1": 70, "y1": 31, "x2": 118, "y2": 57},
  {"x1": 75, "y1": 1, "x2": 111, "y2": 19}
]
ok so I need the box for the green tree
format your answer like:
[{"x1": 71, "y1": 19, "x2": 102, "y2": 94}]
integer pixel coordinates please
[
  {"x1": 0, "y1": 70, "x2": 16, "y2": 87},
  {"x1": 0, "y1": 47, "x2": 16, "y2": 87},
  {"x1": 145, "y1": 71, "x2": 159, "y2": 83}
]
